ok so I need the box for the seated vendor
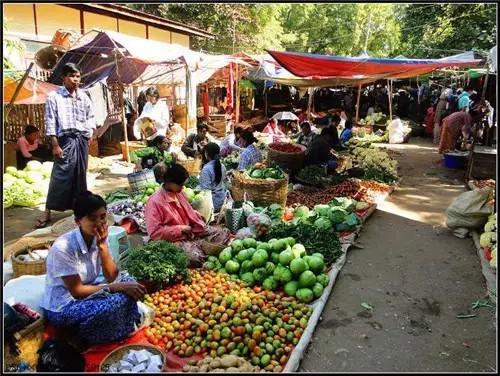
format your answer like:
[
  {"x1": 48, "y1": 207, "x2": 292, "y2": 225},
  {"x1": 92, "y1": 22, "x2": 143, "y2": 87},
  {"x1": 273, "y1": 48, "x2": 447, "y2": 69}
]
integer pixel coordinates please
[
  {"x1": 295, "y1": 121, "x2": 316, "y2": 148},
  {"x1": 339, "y1": 119, "x2": 354, "y2": 147},
  {"x1": 130, "y1": 134, "x2": 175, "y2": 172},
  {"x1": 199, "y1": 143, "x2": 228, "y2": 212},
  {"x1": 16, "y1": 125, "x2": 52, "y2": 170},
  {"x1": 40, "y1": 192, "x2": 145, "y2": 346},
  {"x1": 262, "y1": 118, "x2": 286, "y2": 141},
  {"x1": 145, "y1": 163, "x2": 230, "y2": 265},
  {"x1": 237, "y1": 130, "x2": 263, "y2": 170},
  {"x1": 220, "y1": 126, "x2": 244, "y2": 157},
  {"x1": 305, "y1": 127, "x2": 339, "y2": 172},
  {"x1": 181, "y1": 123, "x2": 210, "y2": 164}
]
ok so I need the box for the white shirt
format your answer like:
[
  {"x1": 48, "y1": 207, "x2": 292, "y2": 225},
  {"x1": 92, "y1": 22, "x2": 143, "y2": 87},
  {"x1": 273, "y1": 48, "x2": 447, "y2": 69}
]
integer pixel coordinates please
[{"x1": 134, "y1": 100, "x2": 170, "y2": 139}]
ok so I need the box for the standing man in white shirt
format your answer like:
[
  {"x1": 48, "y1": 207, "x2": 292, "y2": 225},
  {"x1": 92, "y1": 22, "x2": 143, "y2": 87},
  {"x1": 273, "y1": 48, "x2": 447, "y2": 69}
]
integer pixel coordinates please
[{"x1": 133, "y1": 87, "x2": 170, "y2": 140}]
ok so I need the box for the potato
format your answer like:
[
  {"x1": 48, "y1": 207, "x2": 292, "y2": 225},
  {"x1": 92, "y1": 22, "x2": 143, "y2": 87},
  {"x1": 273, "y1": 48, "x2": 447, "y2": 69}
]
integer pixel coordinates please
[
  {"x1": 209, "y1": 360, "x2": 222, "y2": 369},
  {"x1": 220, "y1": 355, "x2": 239, "y2": 368},
  {"x1": 211, "y1": 368, "x2": 225, "y2": 373},
  {"x1": 199, "y1": 364, "x2": 209, "y2": 372},
  {"x1": 226, "y1": 367, "x2": 239, "y2": 373},
  {"x1": 236, "y1": 358, "x2": 246, "y2": 367}
]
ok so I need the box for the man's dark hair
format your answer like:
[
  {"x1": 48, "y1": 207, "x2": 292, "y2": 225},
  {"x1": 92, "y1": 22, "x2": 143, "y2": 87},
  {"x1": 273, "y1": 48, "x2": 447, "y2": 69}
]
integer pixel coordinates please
[
  {"x1": 146, "y1": 135, "x2": 166, "y2": 149},
  {"x1": 464, "y1": 85, "x2": 474, "y2": 92},
  {"x1": 62, "y1": 63, "x2": 81, "y2": 77},
  {"x1": 197, "y1": 123, "x2": 208, "y2": 131},
  {"x1": 344, "y1": 119, "x2": 353, "y2": 129},
  {"x1": 240, "y1": 129, "x2": 257, "y2": 145},
  {"x1": 234, "y1": 126, "x2": 243, "y2": 135},
  {"x1": 24, "y1": 125, "x2": 39, "y2": 136},
  {"x1": 300, "y1": 121, "x2": 311, "y2": 130},
  {"x1": 163, "y1": 163, "x2": 189, "y2": 186},
  {"x1": 331, "y1": 114, "x2": 341, "y2": 124},
  {"x1": 145, "y1": 87, "x2": 160, "y2": 99},
  {"x1": 73, "y1": 191, "x2": 106, "y2": 220}
]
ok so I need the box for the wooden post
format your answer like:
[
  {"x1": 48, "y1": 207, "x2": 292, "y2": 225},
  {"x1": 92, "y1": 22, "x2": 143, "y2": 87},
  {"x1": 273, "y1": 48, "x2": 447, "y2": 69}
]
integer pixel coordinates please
[
  {"x1": 387, "y1": 79, "x2": 393, "y2": 121},
  {"x1": 264, "y1": 80, "x2": 268, "y2": 118},
  {"x1": 5, "y1": 62, "x2": 35, "y2": 121},
  {"x1": 114, "y1": 51, "x2": 130, "y2": 163},
  {"x1": 481, "y1": 67, "x2": 490, "y2": 103},
  {"x1": 307, "y1": 87, "x2": 314, "y2": 121},
  {"x1": 234, "y1": 64, "x2": 240, "y2": 131},
  {"x1": 355, "y1": 83, "x2": 362, "y2": 125}
]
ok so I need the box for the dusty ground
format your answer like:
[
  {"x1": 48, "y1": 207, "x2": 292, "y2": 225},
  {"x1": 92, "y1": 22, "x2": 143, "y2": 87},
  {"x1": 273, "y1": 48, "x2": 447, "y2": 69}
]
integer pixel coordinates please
[{"x1": 299, "y1": 137, "x2": 497, "y2": 372}]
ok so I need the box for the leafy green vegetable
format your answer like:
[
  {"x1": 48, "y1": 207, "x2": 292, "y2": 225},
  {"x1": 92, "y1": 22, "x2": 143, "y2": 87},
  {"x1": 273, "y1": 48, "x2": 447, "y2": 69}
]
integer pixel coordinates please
[{"x1": 124, "y1": 240, "x2": 190, "y2": 288}]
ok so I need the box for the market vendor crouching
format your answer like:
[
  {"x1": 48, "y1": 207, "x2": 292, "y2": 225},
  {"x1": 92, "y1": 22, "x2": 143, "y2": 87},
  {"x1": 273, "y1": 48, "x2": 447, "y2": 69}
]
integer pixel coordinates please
[
  {"x1": 41, "y1": 191, "x2": 145, "y2": 346},
  {"x1": 16, "y1": 125, "x2": 52, "y2": 170},
  {"x1": 145, "y1": 163, "x2": 230, "y2": 265},
  {"x1": 130, "y1": 134, "x2": 175, "y2": 172},
  {"x1": 181, "y1": 123, "x2": 211, "y2": 164}
]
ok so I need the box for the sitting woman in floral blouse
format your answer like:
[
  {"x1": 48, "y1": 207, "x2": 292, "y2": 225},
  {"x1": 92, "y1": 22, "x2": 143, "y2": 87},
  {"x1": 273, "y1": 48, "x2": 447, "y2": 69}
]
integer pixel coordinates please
[
  {"x1": 145, "y1": 163, "x2": 230, "y2": 265},
  {"x1": 41, "y1": 191, "x2": 146, "y2": 346}
]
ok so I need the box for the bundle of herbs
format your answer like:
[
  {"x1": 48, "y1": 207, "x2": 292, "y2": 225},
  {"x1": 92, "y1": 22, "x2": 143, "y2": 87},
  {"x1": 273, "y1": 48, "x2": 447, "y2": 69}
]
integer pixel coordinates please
[
  {"x1": 124, "y1": 241, "x2": 190, "y2": 289},
  {"x1": 260, "y1": 222, "x2": 342, "y2": 266}
]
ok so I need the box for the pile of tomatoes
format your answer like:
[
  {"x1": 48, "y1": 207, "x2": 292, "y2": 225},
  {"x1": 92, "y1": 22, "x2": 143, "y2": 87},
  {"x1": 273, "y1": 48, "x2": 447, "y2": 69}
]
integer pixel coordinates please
[
  {"x1": 269, "y1": 143, "x2": 303, "y2": 154},
  {"x1": 143, "y1": 269, "x2": 313, "y2": 371}
]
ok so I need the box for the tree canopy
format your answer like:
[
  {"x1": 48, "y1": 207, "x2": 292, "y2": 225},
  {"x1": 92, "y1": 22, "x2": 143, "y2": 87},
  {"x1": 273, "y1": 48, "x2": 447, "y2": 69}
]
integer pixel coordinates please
[{"x1": 126, "y1": 3, "x2": 497, "y2": 59}]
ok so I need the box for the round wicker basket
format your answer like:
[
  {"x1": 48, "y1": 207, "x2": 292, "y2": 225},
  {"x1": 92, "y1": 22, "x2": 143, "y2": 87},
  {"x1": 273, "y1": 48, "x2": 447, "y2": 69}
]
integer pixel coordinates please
[
  {"x1": 178, "y1": 157, "x2": 202, "y2": 176},
  {"x1": 231, "y1": 170, "x2": 289, "y2": 207},
  {"x1": 267, "y1": 143, "x2": 306, "y2": 172},
  {"x1": 8, "y1": 237, "x2": 55, "y2": 277},
  {"x1": 99, "y1": 344, "x2": 167, "y2": 373}
]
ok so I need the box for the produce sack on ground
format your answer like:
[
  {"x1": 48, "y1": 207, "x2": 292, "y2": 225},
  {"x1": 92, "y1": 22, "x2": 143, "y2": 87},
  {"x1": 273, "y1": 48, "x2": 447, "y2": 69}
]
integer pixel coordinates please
[
  {"x1": 387, "y1": 118, "x2": 406, "y2": 144},
  {"x1": 446, "y1": 187, "x2": 494, "y2": 237}
]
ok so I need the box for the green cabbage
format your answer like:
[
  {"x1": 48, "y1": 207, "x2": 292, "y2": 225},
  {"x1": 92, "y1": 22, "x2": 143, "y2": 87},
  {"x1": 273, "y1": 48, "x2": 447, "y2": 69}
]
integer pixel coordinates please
[
  {"x1": 25, "y1": 160, "x2": 43, "y2": 171},
  {"x1": 314, "y1": 217, "x2": 332, "y2": 231}
]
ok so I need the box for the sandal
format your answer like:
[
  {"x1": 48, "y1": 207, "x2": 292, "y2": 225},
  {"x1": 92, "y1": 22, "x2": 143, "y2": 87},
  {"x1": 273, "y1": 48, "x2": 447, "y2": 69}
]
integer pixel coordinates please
[{"x1": 35, "y1": 218, "x2": 51, "y2": 229}]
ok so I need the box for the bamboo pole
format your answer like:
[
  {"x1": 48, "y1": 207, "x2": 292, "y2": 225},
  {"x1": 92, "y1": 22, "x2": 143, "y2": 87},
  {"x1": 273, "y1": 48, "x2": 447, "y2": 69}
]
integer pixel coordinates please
[
  {"x1": 355, "y1": 84, "x2": 362, "y2": 125},
  {"x1": 264, "y1": 80, "x2": 268, "y2": 118},
  {"x1": 5, "y1": 62, "x2": 34, "y2": 121},
  {"x1": 387, "y1": 79, "x2": 393, "y2": 121},
  {"x1": 234, "y1": 64, "x2": 240, "y2": 131},
  {"x1": 307, "y1": 87, "x2": 314, "y2": 121},
  {"x1": 114, "y1": 50, "x2": 130, "y2": 163}
]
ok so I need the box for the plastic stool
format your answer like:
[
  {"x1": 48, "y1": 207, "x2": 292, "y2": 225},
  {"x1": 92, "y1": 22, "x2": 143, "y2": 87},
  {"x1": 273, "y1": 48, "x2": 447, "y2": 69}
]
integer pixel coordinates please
[{"x1": 107, "y1": 226, "x2": 131, "y2": 264}]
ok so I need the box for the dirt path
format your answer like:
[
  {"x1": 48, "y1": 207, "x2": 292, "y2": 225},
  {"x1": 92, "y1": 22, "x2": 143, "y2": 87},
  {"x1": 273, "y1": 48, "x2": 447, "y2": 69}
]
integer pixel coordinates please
[{"x1": 300, "y1": 137, "x2": 497, "y2": 372}]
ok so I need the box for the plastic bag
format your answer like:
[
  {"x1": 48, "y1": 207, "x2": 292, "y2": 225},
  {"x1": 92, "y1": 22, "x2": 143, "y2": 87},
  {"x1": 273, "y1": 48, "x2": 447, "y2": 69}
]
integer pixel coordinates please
[
  {"x1": 387, "y1": 118, "x2": 405, "y2": 144},
  {"x1": 235, "y1": 227, "x2": 256, "y2": 239},
  {"x1": 446, "y1": 187, "x2": 494, "y2": 236},
  {"x1": 36, "y1": 340, "x2": 85, "y2": 372},
  {"x1": 247, "y1": 213, "x2": 272, "y2": 238},
  {"x1": 193, "y1": 189, "x2": 214, "y2": 224}
]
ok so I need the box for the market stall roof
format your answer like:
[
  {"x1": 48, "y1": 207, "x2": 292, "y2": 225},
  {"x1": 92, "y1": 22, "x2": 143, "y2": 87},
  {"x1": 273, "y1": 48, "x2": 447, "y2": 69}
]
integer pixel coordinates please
[
  {"x1": 49, "y1": 30, "x2": 249, "y2": 88},
  {"x1": 3, "y1": 76, "x2": 59, "y2": 104},
  {"x1": 266, "y1": 50, "x2": 482, "y2": 83}
]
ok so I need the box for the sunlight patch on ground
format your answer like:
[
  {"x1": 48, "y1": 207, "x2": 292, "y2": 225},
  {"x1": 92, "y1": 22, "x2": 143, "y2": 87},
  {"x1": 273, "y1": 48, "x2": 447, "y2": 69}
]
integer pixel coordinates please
[{"x1": 377, "y1": 200, "x2": 447, "y2": 227}]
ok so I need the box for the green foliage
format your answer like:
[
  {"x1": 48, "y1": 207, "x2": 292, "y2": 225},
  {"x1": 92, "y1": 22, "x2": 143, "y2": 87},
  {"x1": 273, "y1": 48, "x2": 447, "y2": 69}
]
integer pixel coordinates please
[{"x1": 125, "y1": 241, "x2": 190, "y2": 287}]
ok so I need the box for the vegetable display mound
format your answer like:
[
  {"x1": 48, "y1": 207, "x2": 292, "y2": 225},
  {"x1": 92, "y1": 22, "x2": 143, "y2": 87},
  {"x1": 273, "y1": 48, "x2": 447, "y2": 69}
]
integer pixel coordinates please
[
  {"x1": 480, "y1": 213, "x2": 497, "y2": 269},
  {"x1": 3, "y1": 162, "x2": 53, "y2": 208},
  {"x1": 351, "y1": 146, "x2": 398, "y2": 184},
  {"x1": 185, "y1": 176, "x2": 200, "y2": 189},
  {"x1": 125, "y1": 241, "x2": 190, "y2": 288},
  {"x1": 268, "y1": 143, "x2": 303, "y2": 154},
  {"x1": 287, "y1": 178, "x2": 391, "y2": 208},
  {"x1": 144, "y1": 269, "x2": 313, "y2": 371},
  {"x1": 133, "y1": 182, "x2": 160, "y2": 204},
  {"x1": 204, "y1": 237, "x2": 330, "y2": 303},
  {"x1": 222, "y1": 151, "x2": 241, "y2": 171},
  {"x1": 263, "y1": 223, "x2": 342, "y2": 266},
  {"x1": 245, "y1": 163, "x2": 285, "y2": 180}
]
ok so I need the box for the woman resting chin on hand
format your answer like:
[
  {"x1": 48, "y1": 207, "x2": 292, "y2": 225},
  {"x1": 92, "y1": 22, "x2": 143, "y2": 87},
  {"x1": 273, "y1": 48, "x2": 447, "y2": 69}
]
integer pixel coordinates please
[{"x1": 40, "y1": 191, "x2": 146, "y2": 346}]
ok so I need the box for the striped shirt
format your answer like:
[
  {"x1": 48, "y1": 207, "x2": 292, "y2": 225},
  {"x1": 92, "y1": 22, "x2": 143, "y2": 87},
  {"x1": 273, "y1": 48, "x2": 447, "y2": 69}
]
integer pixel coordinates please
[
  {"x1": 45, "y1": 86, "x2": 96, "y2": 138},
  {"x1": 238, "y1": 144, "x2": 263, "y2": 170}
]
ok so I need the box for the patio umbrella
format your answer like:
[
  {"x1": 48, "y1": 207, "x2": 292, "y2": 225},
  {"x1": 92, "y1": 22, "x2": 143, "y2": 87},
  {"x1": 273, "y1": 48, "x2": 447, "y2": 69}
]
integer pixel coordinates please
[{"x1": 272, "y1": 111, "x2": 299, "y2": 121}]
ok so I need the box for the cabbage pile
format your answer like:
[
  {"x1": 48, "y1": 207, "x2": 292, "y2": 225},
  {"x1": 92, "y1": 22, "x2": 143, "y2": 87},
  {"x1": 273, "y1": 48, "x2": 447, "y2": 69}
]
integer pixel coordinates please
[
  {"x1": 351, "y1": 146, "x2": 398, "y2": 184},
  {"x1": 3, "y1": 161, "x2": 53, "y2": 208},
  {"x1": 480, "y1": 213, "x2": 497, "y2": 269}
]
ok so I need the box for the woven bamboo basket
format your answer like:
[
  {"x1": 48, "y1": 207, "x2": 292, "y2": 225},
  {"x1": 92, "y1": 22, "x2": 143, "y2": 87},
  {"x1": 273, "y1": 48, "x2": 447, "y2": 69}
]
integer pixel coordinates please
[
  {"x1": 178, "y1": 157, "x2": 202, "y2": 176},
  {"x1": 231, "y1": 171, "x2": 289, "y2": 207},
  {"x1": 200, "y1": 240, "x2": 226, "y2": 256},
  {"x1": 8, "y1": 237, "x2": 55, "y2": 277},
  {"x1": 99, "y1": 344, "x2": 167, "y2": 373},
  {"x1": 267, "y1": 143, "x2": 306, "y2": 172},
  {"x1": 4, "y1": 317, "x2": 45, "y2": 370}
]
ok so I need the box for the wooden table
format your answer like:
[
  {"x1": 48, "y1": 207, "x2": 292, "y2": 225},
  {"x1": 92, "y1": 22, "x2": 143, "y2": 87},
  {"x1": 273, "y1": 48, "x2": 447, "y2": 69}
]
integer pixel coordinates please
[{"x1": 465, "y1": 145, "x2": 497, "y2": 182}]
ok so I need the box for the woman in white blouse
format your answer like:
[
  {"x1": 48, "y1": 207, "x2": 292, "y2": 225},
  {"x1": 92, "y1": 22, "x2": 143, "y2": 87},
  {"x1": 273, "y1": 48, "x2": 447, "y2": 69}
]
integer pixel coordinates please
[{"x1": 133, "y1": 87, "x2": 170, "y2": 140}]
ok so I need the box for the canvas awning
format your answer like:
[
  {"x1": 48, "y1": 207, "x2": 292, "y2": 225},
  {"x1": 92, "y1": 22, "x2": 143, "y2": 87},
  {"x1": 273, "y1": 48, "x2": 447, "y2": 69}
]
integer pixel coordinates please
[
  {"x1": 266, "y1": 50, "x2": 482, "y2": 83},
  {"x1": 3, "y1": 76, "x2": 58, "y2": 104}
]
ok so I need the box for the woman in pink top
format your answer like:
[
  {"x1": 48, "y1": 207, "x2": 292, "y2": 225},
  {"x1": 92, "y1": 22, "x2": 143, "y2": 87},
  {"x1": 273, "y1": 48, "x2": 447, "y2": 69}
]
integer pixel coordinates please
[
  {"x1": 15, "y1": 125, "x2": 52, "y2": 169},
  {"x1": 145, "y1": 163, "x2": 230, "y2": 265}
]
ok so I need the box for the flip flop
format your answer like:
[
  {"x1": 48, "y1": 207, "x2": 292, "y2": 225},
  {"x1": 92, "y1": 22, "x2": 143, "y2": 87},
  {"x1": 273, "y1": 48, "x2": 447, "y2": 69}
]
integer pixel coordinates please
[{"x1": 35, "y1": 218, "x2": 51, "y2": 229}]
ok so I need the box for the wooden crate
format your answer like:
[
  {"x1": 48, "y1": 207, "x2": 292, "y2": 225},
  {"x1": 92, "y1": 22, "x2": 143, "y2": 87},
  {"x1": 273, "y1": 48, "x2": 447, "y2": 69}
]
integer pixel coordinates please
[{"x1": 465, "y1": 146, "x2": 496, "y2": 181}]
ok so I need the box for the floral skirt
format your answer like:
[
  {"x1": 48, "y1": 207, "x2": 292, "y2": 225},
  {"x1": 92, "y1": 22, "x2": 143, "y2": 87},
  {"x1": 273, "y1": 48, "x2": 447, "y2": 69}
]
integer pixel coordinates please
[{"x1": 46, "y1": 276, "x2": 140, "y2": 345}]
